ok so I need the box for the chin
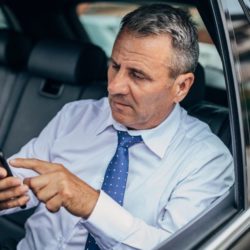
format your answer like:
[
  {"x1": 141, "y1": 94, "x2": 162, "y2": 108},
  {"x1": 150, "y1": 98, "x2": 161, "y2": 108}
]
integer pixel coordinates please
[{"x1": 112, "y1": 112, "x2": 129, "y2": 125}]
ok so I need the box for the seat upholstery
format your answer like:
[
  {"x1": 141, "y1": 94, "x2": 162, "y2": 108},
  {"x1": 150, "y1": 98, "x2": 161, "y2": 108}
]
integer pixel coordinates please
[
  {"x1": 181, "y1": 63, "x2": 231, "y2": 150},
  {"x1": 2, "y1": 39, "x2": 107, "y2": 157},
  {"x1": 28, "y1": 38, "x2": 107, "y2": 84},
  {"x1": 181, "y1": 63, "x2": 205, "y2": 109},
  {"x1": 0, "y1": 29, "x2": 34, "y2": 247},
  {"x1": 0, "y1": 39, "x2": 108, "y2": 246},
  {"x1": 0, "y1": 29, "x2": 33, "y2": 70},
  {"x1": 0, "y1": 30, "x2": 33, "y2": 151},
  {"x1": 188, "y1": 102, "x2": 231, "y2": 149}
]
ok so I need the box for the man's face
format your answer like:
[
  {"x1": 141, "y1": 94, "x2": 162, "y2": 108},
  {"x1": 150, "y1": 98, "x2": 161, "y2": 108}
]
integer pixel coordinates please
[{"x1": 108, "y1": 31, "x2": 193, "y2": 130}]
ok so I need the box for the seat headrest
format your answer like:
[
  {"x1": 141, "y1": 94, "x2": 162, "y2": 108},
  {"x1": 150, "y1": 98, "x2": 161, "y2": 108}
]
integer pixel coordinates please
[
  {"x1": 28, "y1": 39, "x2": 107, "y2": 85},
  {"x1": 0, "y1": 29, "x2": 33, "y2": 69},
  {"x1": 181, "y1": 63, "x2": 205, "y2": 109}
]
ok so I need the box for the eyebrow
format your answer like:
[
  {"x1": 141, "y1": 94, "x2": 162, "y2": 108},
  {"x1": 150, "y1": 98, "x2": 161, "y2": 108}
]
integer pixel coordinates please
[
  {"x1": 109, "y1": 57, "x2": 152, "y2": 80},
  {"x1": 109, "y1": 58, "x2": 118, "y2": 66}
]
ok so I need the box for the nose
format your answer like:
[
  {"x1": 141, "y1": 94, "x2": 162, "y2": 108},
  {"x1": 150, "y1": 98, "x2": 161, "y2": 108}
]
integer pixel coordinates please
[{"x1": 108, "y1": 68, "x2": 129, "y2": 96}]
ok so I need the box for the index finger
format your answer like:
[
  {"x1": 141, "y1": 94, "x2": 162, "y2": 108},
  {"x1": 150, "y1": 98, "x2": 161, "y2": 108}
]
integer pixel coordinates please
[{"x1": 9, "y1": 158, "x2": 55, "y2": 175}]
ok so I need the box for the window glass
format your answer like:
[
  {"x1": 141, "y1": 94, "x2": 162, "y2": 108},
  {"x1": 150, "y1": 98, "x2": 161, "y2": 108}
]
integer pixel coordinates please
[
  {"x1": 0, "y1": 7, "x2": 9, "y2": 29},
  {"x1": 77, "y1": 3, "x2": 139, "y2": 56},
  {"x1": 190, "y1": 7, "x2": 225, "y2": 89},
  {"x1": 224, "y1": 0, "x2": 250, "y2": 197}
]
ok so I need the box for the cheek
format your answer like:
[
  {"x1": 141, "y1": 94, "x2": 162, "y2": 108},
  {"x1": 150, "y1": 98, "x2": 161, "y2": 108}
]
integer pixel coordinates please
[
  {"x1": 141, "y1": 88, "x2": 172, "y2": 113},
  {"x1": 132, "y1": 94, "x2": 156, "y2": 118}
]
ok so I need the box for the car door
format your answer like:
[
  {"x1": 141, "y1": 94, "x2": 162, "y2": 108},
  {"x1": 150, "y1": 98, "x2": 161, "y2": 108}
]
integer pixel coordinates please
[{"x1": 158, "y1": 0, "x2": 250, "y2": 249}]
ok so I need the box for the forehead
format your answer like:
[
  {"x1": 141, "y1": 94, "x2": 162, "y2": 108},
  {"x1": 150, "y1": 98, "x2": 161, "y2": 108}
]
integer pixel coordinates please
[{"x1": 112, "y1": 31, "x2": 173, "y2": 70}]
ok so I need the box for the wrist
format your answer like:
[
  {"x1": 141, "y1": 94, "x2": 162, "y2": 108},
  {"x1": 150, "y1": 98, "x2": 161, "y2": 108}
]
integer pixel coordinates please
[{"x1": 82, "y1": 189, "x2": 100, "y2": 219}]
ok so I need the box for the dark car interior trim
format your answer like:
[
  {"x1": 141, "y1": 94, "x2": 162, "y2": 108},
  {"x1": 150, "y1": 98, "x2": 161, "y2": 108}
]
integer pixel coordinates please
[{"x1": 210, "y1": 0, "x2": 246, "y2": 208}]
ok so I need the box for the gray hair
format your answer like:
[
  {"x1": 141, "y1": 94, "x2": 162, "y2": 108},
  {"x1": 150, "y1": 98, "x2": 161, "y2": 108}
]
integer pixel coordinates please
[{"x1": 118, "y1": 3, "x2": 199, "y2": 78}]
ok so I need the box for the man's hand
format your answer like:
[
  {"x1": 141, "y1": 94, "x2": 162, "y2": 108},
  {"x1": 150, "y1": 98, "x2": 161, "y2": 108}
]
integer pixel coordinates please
[
  {"x1": 10, "y1": 158, "x2": 99, "y2": 218},
  {"x1": 0, "y1": 167, "x2": 29, "y2": 210}
]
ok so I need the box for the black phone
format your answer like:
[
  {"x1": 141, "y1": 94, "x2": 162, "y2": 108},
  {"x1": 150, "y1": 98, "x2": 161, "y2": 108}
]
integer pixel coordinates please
[
  {"x1": 0, "y1": 152, "x2": 13, "y2": 177},
  {"x1": 0, "y1": 152, "x2": 26, "y2": 209}
]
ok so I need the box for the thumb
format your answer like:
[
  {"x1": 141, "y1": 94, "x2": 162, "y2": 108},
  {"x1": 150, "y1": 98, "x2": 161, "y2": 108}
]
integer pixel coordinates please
[{"x1": 0, "y1": 167, "x2": 7, "y2": 179}]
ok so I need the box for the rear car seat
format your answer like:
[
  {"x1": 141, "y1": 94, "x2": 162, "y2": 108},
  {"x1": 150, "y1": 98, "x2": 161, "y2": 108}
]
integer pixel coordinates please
[
  {"x1": 0, "y1": 29, "x2": 33, "y2": 151},
  {"x1": 2, "y1": 38, "x2": 107, "y2": 158},
  {"x1": 0, "y1": 38, "x2": 107, "y2": 246}
]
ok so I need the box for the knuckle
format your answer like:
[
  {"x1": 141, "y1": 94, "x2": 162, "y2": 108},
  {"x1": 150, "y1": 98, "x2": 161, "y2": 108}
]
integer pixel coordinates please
[
  {"x1": 5, "y1": 199, "x2": 14, "y2": 209},
  {"x1": 53, "y1": 163, "x2": 64, "y2": 171},
  {"x1": 7, "y1": 178, "x2": 18, "y2": 186},
  {"x1": 29, "y1": 179, "x2": 36, "y2": 189},
  {"x1": 61, "y1": 188, "x2": 72, "y2": 200},
  {"x1": 36, "y1": 191, "x2": 42, "y2": 201},
  {"x1": 36, "y1": 192, "x2": 45, "y2": 202},
  {"x1": 16, "y1": 198, "x2": 22, "y2": 207},
  {"x1": 58, "y1": 171, "x2": 67, "y2": 180},
  {"x1": 13, "y1": 187, "x2": 21, "y2": 197}
]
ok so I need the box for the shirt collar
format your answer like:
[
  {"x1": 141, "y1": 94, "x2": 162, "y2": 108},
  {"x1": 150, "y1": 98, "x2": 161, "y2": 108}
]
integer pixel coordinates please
[{"x1": 96, "y1": 99, "x2": 182, "y2": 159}]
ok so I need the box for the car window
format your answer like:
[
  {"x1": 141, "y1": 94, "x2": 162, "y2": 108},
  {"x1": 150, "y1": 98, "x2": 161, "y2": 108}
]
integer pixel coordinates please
[
  {"x1": 0, "y1": 7, "x2": 9, "y2": 29},
  {"x1": 76, "y1": 3, "x2": 138, "y2": 56},
  {"x1": 223, "y1": 0, "x2": 250, "y2": 198}
]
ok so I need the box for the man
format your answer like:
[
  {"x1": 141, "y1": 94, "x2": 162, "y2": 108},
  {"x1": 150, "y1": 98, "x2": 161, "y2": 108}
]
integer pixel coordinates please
[{"x1": 0, "y1": 3, "x2": 234, "y2": 250}]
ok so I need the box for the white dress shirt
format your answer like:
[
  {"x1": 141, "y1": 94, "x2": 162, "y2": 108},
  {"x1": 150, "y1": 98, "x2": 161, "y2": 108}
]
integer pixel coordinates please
[{"x1": 1, "y1": 97, "x2": 234, "y2": 250}]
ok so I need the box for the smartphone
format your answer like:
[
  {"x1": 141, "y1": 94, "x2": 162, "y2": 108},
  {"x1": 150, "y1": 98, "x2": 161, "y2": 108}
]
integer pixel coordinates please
[
  {"x1": 0, "y1": 152, "x2": 26, "y2": 209},
  {"x1": 0, "y1": 152, "x2": 13, "y2": 177}
]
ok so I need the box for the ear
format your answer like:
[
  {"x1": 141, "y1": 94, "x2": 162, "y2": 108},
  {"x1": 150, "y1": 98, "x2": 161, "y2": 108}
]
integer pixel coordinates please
[{"x1": 173, "y1": 72, "x2": 194, "y2": 103}]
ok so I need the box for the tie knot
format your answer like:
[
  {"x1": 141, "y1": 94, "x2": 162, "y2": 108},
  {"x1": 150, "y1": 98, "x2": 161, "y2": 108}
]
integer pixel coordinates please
[{"x1": 117, "y1": 131, "x2": 142, "y2": 148}]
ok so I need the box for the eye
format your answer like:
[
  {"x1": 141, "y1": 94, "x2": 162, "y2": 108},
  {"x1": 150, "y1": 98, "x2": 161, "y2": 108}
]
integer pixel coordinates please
[
  {"x1": 110, "y1": 62, "x2": 120, "y2": 71},
  {"x1": 131, "y1": 71, "x2": 145, "y2": 80}
]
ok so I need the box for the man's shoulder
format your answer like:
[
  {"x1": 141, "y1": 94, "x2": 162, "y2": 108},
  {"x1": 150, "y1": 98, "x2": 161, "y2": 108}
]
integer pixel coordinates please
[
  {"x1": 55, "y1": 97, "x2": 110, "y2": 135},
  {"x1": 61, "y1": 97, "x2": 109, "y2": 118},
  {"x1": 179, "y1": 108, "x2": 230, "y2": 155}
]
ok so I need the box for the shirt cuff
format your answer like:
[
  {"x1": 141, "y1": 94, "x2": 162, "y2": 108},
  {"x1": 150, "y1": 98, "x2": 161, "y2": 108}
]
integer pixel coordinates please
[{"x1": 82, "y1": 190, "x2": 135, "y2": 249}]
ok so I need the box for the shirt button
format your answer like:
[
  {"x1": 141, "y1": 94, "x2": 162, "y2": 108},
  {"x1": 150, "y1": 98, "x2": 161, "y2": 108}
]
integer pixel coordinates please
[{"x1": 58, "y1": 235, "x2": 64, "y2": 243}]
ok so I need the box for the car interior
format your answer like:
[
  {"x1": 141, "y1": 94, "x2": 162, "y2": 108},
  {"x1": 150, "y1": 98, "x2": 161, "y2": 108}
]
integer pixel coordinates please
[{"x1": 0, "y1": 0, "x2": 240, "y2": 249}]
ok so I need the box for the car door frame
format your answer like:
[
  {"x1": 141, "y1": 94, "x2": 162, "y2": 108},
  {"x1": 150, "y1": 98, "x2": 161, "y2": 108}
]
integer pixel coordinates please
[{"x1": 158, "y1": 0, "x2": 248, "y2": 248}]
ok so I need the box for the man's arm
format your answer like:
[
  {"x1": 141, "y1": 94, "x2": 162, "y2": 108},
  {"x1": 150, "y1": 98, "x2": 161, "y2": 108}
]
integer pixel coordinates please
[
  {"x1": 0, "y1": 103, "x2": 69, "y2": 215},
  {"x1": 9, "y1": 151, "x2": 234, "y2": 250},
  {"x1": 9, "y1": 158, "x2": 172, "y2": 249},
  {"x1": 9, "y1": 158, "x2": 99, "y2": 218},
  {"x1": 83, "y1": 148, "x2": 234, "y2": 250}
]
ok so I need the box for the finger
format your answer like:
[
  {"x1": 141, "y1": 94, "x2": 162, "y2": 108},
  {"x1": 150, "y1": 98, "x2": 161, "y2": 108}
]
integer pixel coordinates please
[
  {"x1": 0, "y1": 177, "x2": 22, "y2": 191},
  {"x1": 45, "y1": 194, "x2": 62, "y2": 213},
  {"x1": 9, "y1": 158, "x2": 55, "y2": 175},
  {"x1": 34, "y1": 183, "x2": 58, "y2": 203},
  {"x1": 24, "y1": 174, "x2": 51, "y2": 194},
  {"x1": 0, "y1": 185, "x2": 29, "y2": 201},
  {"x1": 0, "y1": 167, "x2": 7, "y2": 179},
  {"x1": 0, "y1": 195, "x2": 30, "y2": 210}
]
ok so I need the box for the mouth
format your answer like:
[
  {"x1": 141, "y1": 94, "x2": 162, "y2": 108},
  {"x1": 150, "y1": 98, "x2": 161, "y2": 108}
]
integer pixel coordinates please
[{"x1": 110, "y1": 99, "x2": 131, "y2": 111}]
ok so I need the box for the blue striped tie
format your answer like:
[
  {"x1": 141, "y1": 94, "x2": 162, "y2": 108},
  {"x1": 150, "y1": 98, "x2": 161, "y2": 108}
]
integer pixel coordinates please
[{"x1": 84, "y1": 130, "x2": 142, "y2": 249}]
